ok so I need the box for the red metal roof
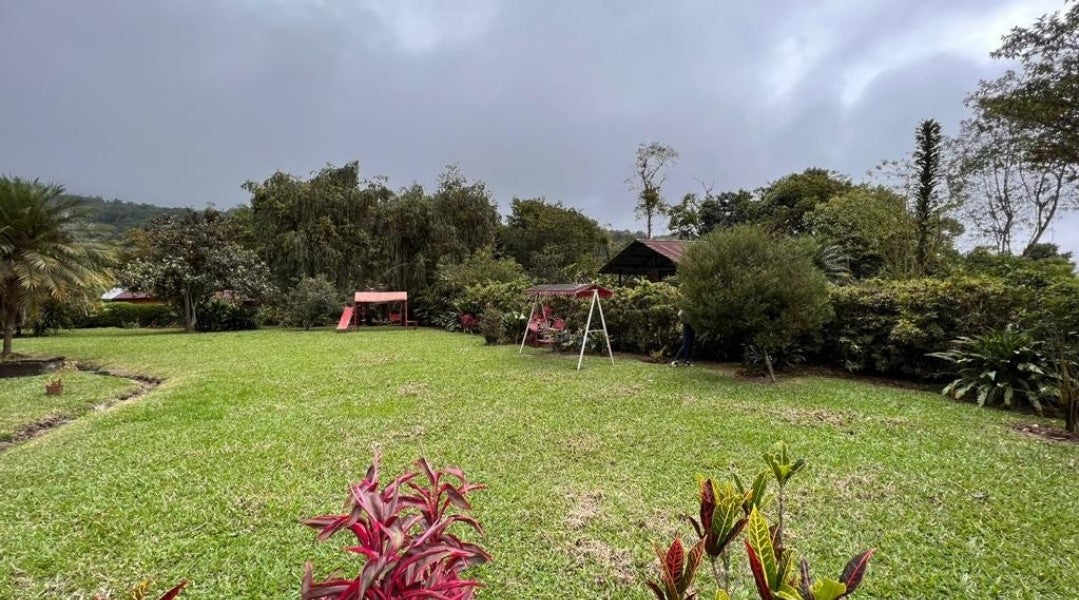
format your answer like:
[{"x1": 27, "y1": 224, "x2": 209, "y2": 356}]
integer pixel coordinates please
[
  {"x1": 525, "y1": 283, "x2": 614, "y2": 299},
  {"x1": 354, "y1": 291, "x2": 408, "y2": 304},
  {"x1": 638, "y1": 239, "x2": 688, "y2": 262},
  {"x1": 598, "y1": 239, "x2": 690, "y2": 277}
]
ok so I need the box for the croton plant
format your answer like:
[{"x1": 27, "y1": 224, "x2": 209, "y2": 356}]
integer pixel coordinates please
[
  {"x1": 649, "y1": 442, "x2": 876, "y2": 600},
  {"x1": 301, "y1": 452, "x2": 491, "y2": 599}
]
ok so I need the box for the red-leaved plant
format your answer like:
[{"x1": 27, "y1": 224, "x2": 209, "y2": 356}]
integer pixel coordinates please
[
  {"x1": 645, "y1": 537, "x2": 705, "y2": 600},
  {"x1": 301, "y1": 452, "x2": 491, "y2": 599}
]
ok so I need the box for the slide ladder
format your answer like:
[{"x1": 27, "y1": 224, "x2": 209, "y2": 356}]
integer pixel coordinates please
[{"x1": 336, "y1": 306, "x2": 354, "y2": 331}]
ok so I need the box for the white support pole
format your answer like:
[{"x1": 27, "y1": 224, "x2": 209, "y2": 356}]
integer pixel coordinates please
[
  {"x1": 596, "y1": 293, "x2": 614, "y2": 365},
  {"x1": 519, "y1": 300, "x2": 538, "y2": 354},
  {"x1": 577, "y1": 290, "x2": 598, "y2": 371}
]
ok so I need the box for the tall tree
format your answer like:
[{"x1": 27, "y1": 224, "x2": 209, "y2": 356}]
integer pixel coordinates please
[
  {"x1": 912, "y1": 119, "x2": 945, "y2": 273},
  {"x1": 499, "y1": 198, "x2": 608, "y2": 281},
  {"x1": 955, "y1": 105, "x2": 1076, "y2": 255},
  {"x1": 121, "y1": 209, "x2": 271, "y2": 332},
  {"x1": 666, "y1": 193, "x2": 701, "y2": 239},
  {"x1": 629, "y1": 142, "x2": 679, "y2": 238},
  {"x1": 806, "y1": 185, "x2": 919, "y2": 279},
  {"x1": 978, "y1": 2, "x2": 1079, "y2": 170},
  {"x1": 0, "y1": 177, "x2": 114, "y2": 357},
  {"x1": 699, "y1": 189, "x2": 754, "y2": 234},
  {"x1": 244, "y1": 162, "x2": 389, "y2": 292},
  {"x1": 754, "y1": 168, "x2": 852, "y2": 235}
]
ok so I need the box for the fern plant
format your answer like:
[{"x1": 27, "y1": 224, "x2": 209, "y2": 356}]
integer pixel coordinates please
[{"x1": 930, "y1": 326, "x2": 1053, "y2": 414}]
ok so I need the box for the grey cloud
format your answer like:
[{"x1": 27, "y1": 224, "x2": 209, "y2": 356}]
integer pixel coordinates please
[{"x1": 1, "y1": 0, "x2": 1074, "y2": 251}]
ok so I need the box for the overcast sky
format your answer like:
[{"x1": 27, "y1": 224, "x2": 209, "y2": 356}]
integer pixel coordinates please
[{"x1": 1, "y1": 0, "x2": 1075, "y2": 252}]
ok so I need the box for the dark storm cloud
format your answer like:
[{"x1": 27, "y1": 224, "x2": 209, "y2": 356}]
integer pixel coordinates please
[{"x1": 1, "y1": 0, "x2": 1074, "y2": 250}]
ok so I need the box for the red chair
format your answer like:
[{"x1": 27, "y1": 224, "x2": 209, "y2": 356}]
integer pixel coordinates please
[{"x1": 460, "y1": 313, "x2": 479, "y2": 333}]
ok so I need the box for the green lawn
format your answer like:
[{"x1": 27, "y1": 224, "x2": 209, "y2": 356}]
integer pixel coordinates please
[
  {"x1": 1, "y1": 328, "x2": 1076, "y2": 599},
  {"x1": 0, "y1": 370, "x2": 138, "y2": 443}
]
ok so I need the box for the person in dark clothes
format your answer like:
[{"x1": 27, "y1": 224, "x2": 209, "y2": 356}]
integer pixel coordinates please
[{"x1": 671, "y1": 309, "x2": 695, "y2": 366}]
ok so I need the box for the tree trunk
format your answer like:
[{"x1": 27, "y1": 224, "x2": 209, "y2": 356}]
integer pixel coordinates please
[
  {"x1": 763, "y1": 349, "x2": 776, "y2": 382},
  {"x1": 182, "y1": 291, "x2": 196, "y2": 332},
  {"x1": 2, "y1": 311, "x2": 15, "y2": 359}
]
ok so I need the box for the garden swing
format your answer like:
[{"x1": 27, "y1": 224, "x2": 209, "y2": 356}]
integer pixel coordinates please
[{"x1": 518, "y1": 283, "x2": 615, "y2": 370}]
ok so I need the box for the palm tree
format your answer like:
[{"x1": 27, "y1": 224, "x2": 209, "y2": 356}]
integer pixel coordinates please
[{"x1": 0, "y1": 177, "x2": 114, "y2": 358}]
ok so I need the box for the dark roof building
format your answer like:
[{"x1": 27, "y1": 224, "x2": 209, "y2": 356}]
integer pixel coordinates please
[{"x1": 599, "y1": 239, "x2": 689, "y2": 281}]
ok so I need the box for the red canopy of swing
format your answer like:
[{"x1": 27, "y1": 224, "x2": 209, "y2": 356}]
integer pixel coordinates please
[
  {"x1": 354, "y1": 291, "x2": 408, "y2": 304},
  {"x1": 525, "y1": 283, "x2": 613, "y2": 299}
]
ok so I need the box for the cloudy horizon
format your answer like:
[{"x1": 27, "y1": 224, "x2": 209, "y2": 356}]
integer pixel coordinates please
[{"x1": 1, "y1": 0, "x2": 1075, "y2": 251}]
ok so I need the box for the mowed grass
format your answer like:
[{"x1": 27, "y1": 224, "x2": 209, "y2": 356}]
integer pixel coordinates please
[
  {"x1": 1, "y1": 328, "x2": 1076, "y2": 599},
  {"x1": 0, "y1": 371, "x2": 138, "y2": 443}
]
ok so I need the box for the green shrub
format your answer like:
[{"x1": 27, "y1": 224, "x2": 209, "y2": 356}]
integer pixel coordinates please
[
  {"x1": 680, "y1": 226, "x2": 832, "y2": 380},
  {"x1": 603, "y1": 279, "x2": 681, "y2": 356},
  {"x1": 282, "y1": 275, "x2": 340, "y2": 330},
  {"x1": 80, "y1": 302, "x2": 179, "y2": 329},
  {"x1": 195, "y1": 299, "x2": 259, "y2": 332},
  {"x1": 479, "y1": 307, "x2": 504, "y2": 344},
  {"x1": 930, "y1": 326, "x2": 1053, "y2": 414},
  {"x1": 457, "y1": 278, "x2": 531, "y2": 317},
  {"x1": 822, "y1": 276, "x2": 1030, "y2": 379}
]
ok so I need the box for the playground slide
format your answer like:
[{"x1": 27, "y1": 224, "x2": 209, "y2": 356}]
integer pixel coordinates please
[{"x1": 336, "y1": 306, "x2": 354, "y2": 331}]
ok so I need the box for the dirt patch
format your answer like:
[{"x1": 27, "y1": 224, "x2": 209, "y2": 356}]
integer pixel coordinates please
[
  {"x1": 396, "y1": 382, "x2": 429, "y2": 397},
  {"x1": 565, "y1": 490, "x2": 604, "y2": 531},
  {"x1": 778, "y1": 408, "x2": 850, "y2": 429},
  {"x1": 564, "y1": 433, "x2": 601, "y2": 455},
  {"x1": 0, "y1": 415, "x2": 68, "y2": 451},
  {"x1": 568, "y1": 537, "x2": 638, "y2": 585},
  {"x1": 1009, "y1": 422, "x2": 1079, "y2": 444},
  {"x1": 387, "y1": 425, "x2": 427, "y2": 442}
]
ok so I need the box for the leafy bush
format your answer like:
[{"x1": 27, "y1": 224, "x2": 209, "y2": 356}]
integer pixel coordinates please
[
  {"x1": 301, "y1": 453, "x2": 490, "y2": 599},
  {"x1": 822, "y1": 276, "x2": 1030, "y2": 379},
  {"x1": 282, "y1": 275, "x2": 340, "y2": 330},
  {"x1": 480, "y1": 307, "x2": 504, "y2": 344},
  {"x1": 194, "y1": 299, "x2": 259, "y2": 332},
  {"x1": 930, "y1": 326, "x2": 1053, "y2": 414},
  {"x1": 456, "y1": 278, "x2": 530, "y2": 317},
  {"x1": 647, "y1": 442, "x2": 874, "y2": 600},
  {"x1": 80, "y1": 302, "x2": 178, "y2": 329},
  {"x1": 680, "y1": 226, "x2": 832, "y2": 380},
  {"x1": 960, "y1": 246, "x2": 1076, "y2": 289},
  {"x1": 604, "y1": 279, "x2": 681, "y2": 356}
]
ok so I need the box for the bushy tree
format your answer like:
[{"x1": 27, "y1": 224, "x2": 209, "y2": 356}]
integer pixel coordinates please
[
  {"x1": 283, "y1": 275, "x2": 340, "y2": 330},
  {"x1": 121, "y1": 209, "x2": 272, "y2": 332},
  {"x1": 499, "y1": 198, "x2": 608, "y2": 281},
  {"x1": 807, "y1": 185, "x2": 918, "y2": 279},
  {"x1": 0, "y1": 177, "x2": 114, "y2": 357},
  {"x1": 244, "y1": 162, "x2": 389, "y2": 291},
  {"x1": 679, "y1": 226, "x2": 832, "y2": 380},
  {"x1": 977, "y1": 2, "x2": 1079, "y2": 170},
  {"x1": 754, "y1": 168, "x2": 852, "y2": 235}
]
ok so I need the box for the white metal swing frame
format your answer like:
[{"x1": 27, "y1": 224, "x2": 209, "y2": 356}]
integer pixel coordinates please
[{"x1": 518, "y1": 288, "x2": 614, "y2": 370}]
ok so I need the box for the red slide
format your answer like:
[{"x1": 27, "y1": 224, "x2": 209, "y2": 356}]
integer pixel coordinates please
[{"x1": 336, "y1": 306, "x2": 354, "y2": 331}]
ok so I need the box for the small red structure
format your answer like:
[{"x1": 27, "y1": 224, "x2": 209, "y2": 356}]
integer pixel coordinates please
[
  {"x1": 519, "y1": 283, "x2": 614, "y2": 370},
  {"x1": 337, "y1": 291, "x2": 415, "y2": 331}
]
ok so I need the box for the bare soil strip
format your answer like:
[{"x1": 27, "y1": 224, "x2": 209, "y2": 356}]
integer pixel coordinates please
[{"x1": 0, "y1": 365, "x2": 162, "y2": 454}]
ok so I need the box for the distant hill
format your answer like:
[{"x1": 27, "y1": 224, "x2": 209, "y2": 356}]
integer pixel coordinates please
[{"x1": 62, "y1": 195, "x2": 191, "y2": 239}]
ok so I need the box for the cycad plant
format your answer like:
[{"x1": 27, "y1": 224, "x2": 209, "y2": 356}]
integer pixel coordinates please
[
  {"x1": 929, "y1": 326, "x2": 1052, "y2": 414},
  {"x1": 0, "y1": 177, "x2": 113, "y2": 358}
]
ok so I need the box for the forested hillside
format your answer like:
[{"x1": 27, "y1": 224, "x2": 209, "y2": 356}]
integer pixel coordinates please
[{"x1": 63, "y1": 195, "x2": 190, "y2": 239}]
